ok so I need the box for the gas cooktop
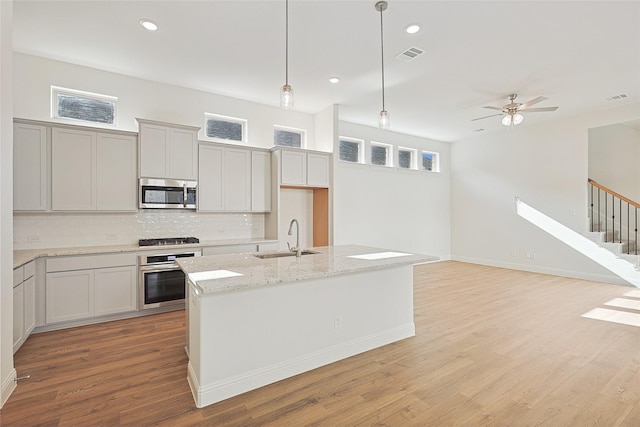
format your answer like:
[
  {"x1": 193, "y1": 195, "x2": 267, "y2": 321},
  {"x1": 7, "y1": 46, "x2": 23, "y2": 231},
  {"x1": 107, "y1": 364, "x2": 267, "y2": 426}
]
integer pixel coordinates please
[{"x1": 138, "y1": 237, "x2": 200, "y2": 247}]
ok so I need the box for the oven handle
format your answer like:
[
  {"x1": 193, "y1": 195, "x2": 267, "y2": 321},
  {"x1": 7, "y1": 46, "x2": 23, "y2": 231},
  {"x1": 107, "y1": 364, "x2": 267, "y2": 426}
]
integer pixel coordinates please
[{"x1": 139, "y1": 263, "x2": 182, "y2": 272}]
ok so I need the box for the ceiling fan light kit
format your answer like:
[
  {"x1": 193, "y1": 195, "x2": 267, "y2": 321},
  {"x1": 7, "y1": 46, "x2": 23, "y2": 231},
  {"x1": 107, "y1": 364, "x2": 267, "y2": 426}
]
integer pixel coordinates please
[{"x1": 472, "y1": 93, "x2": 558, "y2": 128}]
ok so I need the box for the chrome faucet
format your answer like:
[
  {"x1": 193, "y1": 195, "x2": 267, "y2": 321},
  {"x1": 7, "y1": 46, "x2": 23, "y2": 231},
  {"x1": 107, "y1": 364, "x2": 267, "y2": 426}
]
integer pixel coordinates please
[{"x1": 287, "y1": 218, "x2": 302, "y2": 257}]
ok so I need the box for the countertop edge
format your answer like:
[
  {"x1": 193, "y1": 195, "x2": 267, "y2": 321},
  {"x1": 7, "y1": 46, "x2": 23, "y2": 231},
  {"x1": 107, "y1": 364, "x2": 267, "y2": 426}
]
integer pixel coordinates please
[{"x1": 13, "y1": 238, "x2": 278, "y2": 269}]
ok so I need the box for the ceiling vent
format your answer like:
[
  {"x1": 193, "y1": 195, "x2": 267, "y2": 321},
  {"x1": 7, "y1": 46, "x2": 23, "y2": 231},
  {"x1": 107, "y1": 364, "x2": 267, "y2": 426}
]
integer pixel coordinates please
[
  {"x1": 396, "y1": 46, "x2": 424, "y2": 62},
  {"x1": 605, "y1": 93, "x2": 629, "y2": 102}
]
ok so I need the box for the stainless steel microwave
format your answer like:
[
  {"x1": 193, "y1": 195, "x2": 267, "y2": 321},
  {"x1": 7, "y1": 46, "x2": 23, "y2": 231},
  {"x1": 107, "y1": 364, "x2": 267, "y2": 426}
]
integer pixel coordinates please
[{"x1": 139, "y1": 178, "x2": 197, "y2": 209}]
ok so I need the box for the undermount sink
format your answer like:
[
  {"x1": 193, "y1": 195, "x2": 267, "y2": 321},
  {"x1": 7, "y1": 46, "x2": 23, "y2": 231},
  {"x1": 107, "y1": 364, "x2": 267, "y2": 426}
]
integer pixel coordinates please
[{"x1": 254, "y1": 250, "x2": 319, "y2": 259}]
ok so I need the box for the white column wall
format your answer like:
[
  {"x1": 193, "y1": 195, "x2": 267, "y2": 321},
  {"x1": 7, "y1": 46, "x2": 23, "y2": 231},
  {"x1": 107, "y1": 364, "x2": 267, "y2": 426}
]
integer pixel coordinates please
[
  {"x1": 451, "y1": 103, "x2": 640, "y2": 285},
  {"x1": 333, "y1": 121, "x2": 451, "y2": 258},
  {"x1": 1, "y1": 0, "x2": 16, "y2": 407}
]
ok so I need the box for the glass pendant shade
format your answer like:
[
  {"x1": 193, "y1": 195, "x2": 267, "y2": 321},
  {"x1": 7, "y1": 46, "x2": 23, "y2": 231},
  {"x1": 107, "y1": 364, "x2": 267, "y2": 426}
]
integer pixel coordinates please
[
  {"x1": 513, "y1": 113, "x2": 524, "y2": 125},
  {"x1": 280, "y1": 84, "x2": 294, "y2": 109},
  {"x1": 379, "y1": 110, "x2": 390, "y2": 130},
  {"x1": 502, "y1": 114, "x2": 512, "y2": 126}
]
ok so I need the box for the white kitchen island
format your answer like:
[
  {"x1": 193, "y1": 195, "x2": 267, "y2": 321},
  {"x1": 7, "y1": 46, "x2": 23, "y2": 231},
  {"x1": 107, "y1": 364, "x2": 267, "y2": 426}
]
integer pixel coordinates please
[{"x1": 178, "y1": 245, "x2": 436, "y2": 408}]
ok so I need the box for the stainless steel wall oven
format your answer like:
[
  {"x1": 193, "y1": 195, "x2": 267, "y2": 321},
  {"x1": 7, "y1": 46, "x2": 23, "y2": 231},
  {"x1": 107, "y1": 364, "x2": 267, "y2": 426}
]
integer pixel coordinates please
[{"x1": 138, "y1": 250, "x2": 201, "y2": 309}]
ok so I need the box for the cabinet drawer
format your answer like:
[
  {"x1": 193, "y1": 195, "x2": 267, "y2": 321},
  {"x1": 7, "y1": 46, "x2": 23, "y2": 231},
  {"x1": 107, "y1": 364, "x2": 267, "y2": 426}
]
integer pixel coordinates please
[
  {"x1": 13, "y1": 267, "x2": 23, "y2": 288},
  {"x1": 23, "y1": 261, "x2": 36, "y2": 280},
  {"x1": 46, "y1": 253, "x2": 137, "y2": 272}
]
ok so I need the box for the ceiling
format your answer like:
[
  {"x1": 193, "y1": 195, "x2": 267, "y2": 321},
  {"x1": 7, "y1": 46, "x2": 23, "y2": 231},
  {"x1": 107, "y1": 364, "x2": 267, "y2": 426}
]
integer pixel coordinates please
[{"x1": 11, "y1": 0, "x2": 640, "y2": 142}]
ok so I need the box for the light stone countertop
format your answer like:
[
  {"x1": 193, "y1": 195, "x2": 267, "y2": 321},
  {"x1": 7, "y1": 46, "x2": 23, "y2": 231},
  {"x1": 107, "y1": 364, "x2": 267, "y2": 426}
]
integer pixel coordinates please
[
  {"x1": 178, "y1": 245, "x2": 438, "y2": 295},
  {"x1": 13, "y1": 238, "x2": 278, "y2": 269}
]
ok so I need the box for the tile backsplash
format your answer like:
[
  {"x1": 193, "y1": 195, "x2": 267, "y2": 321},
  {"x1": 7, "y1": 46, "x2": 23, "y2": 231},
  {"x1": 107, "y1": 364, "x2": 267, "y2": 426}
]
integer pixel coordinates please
[{"x1": 13, "y1": 211, "x2": 265, "y2": 249}]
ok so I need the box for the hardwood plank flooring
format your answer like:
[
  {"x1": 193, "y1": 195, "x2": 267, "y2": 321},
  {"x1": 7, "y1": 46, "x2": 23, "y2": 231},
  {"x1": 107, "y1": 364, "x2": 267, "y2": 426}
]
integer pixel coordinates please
[{"x1": 2, "y1": 261, "x2": 639, "y2": 426}]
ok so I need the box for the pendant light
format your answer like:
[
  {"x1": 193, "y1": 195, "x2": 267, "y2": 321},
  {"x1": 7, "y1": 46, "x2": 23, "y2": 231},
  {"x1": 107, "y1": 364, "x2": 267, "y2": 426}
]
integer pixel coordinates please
[
  {"x1": 280, "y1": 0, "x2": 294, "y2": 108},
  {"x1": 375, "y1": 1, "x2": 389, "y2": 129}
]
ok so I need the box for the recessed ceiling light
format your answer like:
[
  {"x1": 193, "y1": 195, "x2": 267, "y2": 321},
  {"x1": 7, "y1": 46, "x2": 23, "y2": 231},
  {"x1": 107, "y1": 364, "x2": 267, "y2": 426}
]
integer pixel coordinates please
[
  {"x1": 139, "y1": 19, "x2": 158, "y2": 31},
  {"x1": 329, "y1": 77, "x2": 340, "y2": 84},
  {"x1": 405, "y1": 24, "x2": 421, "y2": 34}
]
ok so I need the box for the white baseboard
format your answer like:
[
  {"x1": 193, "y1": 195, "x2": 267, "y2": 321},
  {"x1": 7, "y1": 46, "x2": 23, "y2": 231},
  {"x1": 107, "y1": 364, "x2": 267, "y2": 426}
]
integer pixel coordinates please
[
  {"x1": 188, "y1": 323, "x2": 415, "y2": 408},
  {"x1": 1, "y1": 368, "x2": 16, "y2": 407},
  {"x1": 452, "y1": 255, "x2": 633, "y2": 287}
]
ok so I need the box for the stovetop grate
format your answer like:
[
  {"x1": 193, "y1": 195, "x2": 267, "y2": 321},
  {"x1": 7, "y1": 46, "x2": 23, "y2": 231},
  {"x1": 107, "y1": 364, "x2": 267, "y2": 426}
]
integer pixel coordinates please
[{"x1": 138, "y1": 237, "x2": 200, "y2": 246}]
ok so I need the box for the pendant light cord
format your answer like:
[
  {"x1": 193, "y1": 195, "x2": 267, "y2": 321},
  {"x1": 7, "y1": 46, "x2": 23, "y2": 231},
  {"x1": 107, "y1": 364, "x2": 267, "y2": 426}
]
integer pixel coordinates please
[
  {"x1": 379, "y1": 5, "x2": 385, "y2": 111},
  {"x1": 285, "y1": 0, "x2": 289, "y2": 86}
]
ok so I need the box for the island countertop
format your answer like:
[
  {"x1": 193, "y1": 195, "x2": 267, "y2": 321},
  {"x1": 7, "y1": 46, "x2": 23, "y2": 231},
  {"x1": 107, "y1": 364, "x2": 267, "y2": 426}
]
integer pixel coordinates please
[{"x1": 177, "y1": 244, "x2": 437, "y2": 294}]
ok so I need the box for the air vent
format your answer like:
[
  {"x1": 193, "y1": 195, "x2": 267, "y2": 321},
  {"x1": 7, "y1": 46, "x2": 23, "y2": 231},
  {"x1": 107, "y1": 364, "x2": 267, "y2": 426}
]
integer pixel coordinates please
[
  {"x1": 396, "y1": 46, "x2": 424, "y2": 62},
  {"x1": 605, "y1": 93, "x2": 629, "y2": 102}
]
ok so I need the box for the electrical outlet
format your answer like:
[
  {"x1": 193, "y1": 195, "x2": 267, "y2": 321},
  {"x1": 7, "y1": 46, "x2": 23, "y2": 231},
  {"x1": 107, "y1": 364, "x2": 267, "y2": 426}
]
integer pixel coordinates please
[
  {"x1": 511, "y1": 250, "x2": 517, "y2": 257},
  {"x1": 334, "y1": 314, "x2": 343, "y2": 328},
  {"x1": 526, "y1": 252, "x2": 536, "y2": 259},
  {"x1": 27, "y1": 235, "x2": 41, "y2": 243},
  {"x1": 106, "y1": 233, "x2": 117, "y2": 241}
]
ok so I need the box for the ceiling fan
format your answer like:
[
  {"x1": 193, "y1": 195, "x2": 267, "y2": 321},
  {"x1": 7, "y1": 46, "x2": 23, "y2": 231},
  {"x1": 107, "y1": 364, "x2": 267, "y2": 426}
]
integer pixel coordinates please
[{"x1": 472, "y1": 94, "x2": 558, "y2": 127}]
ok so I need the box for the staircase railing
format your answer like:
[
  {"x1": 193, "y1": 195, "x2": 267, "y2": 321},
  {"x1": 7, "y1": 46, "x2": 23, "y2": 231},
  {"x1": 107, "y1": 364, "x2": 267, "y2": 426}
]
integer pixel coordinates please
[{"x1": 588, "y1": 179, "x2": 639, "y2": 255}]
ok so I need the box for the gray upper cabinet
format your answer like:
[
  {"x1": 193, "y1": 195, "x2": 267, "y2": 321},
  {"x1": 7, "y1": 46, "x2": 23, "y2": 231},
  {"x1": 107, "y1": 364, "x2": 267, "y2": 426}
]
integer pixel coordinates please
[
  {"x1": 251, "y1": 150, "x2": 271, "y2": 212},
  {"x1": 138, "y1": 119, "x2": 199, "y2": 180},
  {"x1": 51, "y1": 126, "x2": 137, "y2": 212},
  {"x1": 13, "y1": 122, "x2": 48, "y2": 211},
  {"x1": 279, "y1": 148, "x2": 330, "y2": 188},
  {"x1": 198, "y1": 144, "x2": 251, "y2": 212}
]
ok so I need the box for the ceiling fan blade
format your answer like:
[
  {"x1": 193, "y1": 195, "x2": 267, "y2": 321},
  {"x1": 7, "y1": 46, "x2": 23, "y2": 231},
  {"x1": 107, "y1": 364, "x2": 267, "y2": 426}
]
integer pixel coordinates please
[
  {"x1": 520, "y1": 106, "x2": 559, "y2": 112},
  {"x1": 471, "y1": 113, "x2": 503, "y2": 121},
  {"x1": 518, "y1": 96, "x2": 548, "y2": 110},
  {"x1": 482, "y1": 106, "x2": 504, "y2": 111}
]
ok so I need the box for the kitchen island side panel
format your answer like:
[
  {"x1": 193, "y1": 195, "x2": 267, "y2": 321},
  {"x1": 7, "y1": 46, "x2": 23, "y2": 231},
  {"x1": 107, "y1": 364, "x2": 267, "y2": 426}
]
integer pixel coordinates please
[{"x1": 188, "y1": 265, "x2": 414, "y2": 408}]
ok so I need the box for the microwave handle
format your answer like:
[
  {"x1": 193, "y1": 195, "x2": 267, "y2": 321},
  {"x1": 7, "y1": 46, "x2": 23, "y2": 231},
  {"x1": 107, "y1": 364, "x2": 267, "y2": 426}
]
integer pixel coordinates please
[{"x1": 183, "y1": 184, "x2": 187, "y2": 208}]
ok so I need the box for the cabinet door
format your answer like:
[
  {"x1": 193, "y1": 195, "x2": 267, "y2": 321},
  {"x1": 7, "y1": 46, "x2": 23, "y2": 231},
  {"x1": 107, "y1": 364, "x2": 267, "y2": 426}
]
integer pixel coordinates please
[
  {"x1": 96, "y1": 133, "x2": 137, "y2": 211},
  {"x1": 13, "y1": 123, "x2": 48, "y2": 211},
  {"x1": 46, "y1": 270, "x2": 94, "y2": 323},
  {"x1": 13, "y1": 284, "x2": 24, "y2": 353},
  {"x1": 52, "y1": 128, "x2": 96, "y2": 210},
  {"x1": 251, "y1": 151, "x2": 271, "y2": 212},
  {"x1": 23, "y1": 276, "x2": 36, "y2": 336},
  {"x1": 139, "y1": 123, "x2": 169, "y2": 178},
  {"x1": 281, "y1": 150, "x2": 306, "y2": 185},
  {"x1": 198, "y1": 145, "x2": 224, "y2": 211},
  {"x1": 307, "y1": 153, "x2": 330, "y2": 187},
  {"x1": 94, "y1": 266, "x2": 137, "y2": 316},
  {"x1": 224, "y1": 148, "x2": 251, "y2": 211},
  {"x1": 168, "y1": 128, "x2": 198, "y2": 180}
]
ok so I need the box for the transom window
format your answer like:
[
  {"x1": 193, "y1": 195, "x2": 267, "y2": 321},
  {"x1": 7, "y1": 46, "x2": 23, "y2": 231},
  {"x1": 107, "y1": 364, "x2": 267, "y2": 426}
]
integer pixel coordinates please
[
  {"x1": 338, "y1": 137, "x2": 364, "y2": 163},
  {"x1": 370, "y1": 141, "x2": 393, "y2": 167},
  {"x1": 422, "y1": 151, "x2": 440, "y2": 172},
  {"x1": 51, "y1": 86, "x2": 117, "y2": 125},
  {"x1": 274, "y1": 125, "x2": 306, "y2": 148},
  {"x1": 204, "y1": 113, "x2": 247, "y2": 142},
  {"x1": 398, "y1": 147, "x2": 417, "y2": 169}
]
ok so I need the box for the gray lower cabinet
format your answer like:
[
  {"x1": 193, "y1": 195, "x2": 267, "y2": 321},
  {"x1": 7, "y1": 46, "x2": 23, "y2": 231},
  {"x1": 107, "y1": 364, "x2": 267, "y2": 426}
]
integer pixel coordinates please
[
  {"x1": 45, "y1": 254, "x2": 137, "y2": 325},
  {"x1": 13, "y1": 261, "x2": 36, "y2": 353}
]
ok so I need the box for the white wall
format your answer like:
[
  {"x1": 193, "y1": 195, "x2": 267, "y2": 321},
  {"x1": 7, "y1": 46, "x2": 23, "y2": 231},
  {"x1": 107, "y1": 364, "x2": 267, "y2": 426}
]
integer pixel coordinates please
[
  {"x1": 451, "y1": 103, "x2": 640, "y2": 285},
  {"x1": 13, "y1": 53, "x2": 318, "y2": 151},
  {"x1": 278, "y1": 189, "x2": 314, "y2": 251},
  {"x1": 0, "y1": 0, "x2": 16, "y2": 407},
  {"x1": 333, "y1": 121, "x2": 451, "y2": 258},
  {"x1": 588, "y1": 121, "x2": 640, "y2": 201}
]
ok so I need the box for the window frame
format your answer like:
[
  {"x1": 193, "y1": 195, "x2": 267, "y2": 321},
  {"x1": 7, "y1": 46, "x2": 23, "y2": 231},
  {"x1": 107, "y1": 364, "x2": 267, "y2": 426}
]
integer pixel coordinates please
[
  {"x1": 369, "y1": 141, "x2": 394, "y2": 167},
  {"x1": 397, "y1": 146, "x2": 418, "y2": 170},
  {"x1": 421, "y1": 150, "x2": 440, "y2": 173},
  {"x1": 50, "y1": 85, "x2": 118, "y2": 126},
  {"x1": 338, "y1": 136, "x2": 365, "y2": 164},
  {"x1": 203, "y1": 112, "x2": 248, "y2": 143},
  {"x1": 273, "y1": 124, "x2": 307, "y2": 148}
]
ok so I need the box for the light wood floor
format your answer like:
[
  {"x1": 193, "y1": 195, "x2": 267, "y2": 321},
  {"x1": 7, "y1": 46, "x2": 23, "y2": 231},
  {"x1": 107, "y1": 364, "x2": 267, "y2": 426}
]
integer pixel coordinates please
[{"x1": 2, "y1": 261, "x2": 639, "y2": 426}]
